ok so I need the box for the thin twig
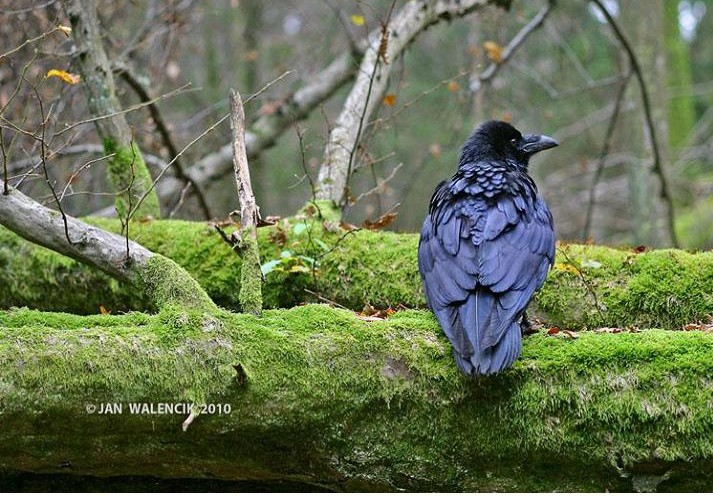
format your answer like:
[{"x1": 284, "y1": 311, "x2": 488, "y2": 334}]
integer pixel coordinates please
[
  {"x1": 294, "y1": 124, "x2": 319, "y2": 203},
  {"x1": 589, "y1": 0, "x2": 679, "y2": 247},
  {"x1": 128, "y1": 113, "x2": 231, "y2": 220},
  {"x1": 55, "y1": 83, "x2": 194, "y2": 136},
  {"x1": 30, "y1": 77, "x2": 71, "y2": 243},
  {"x1": 469, "y1": 1, "x2": 554, "y2": 94},
  {"x1": 58, "y1": 152, "x2": 116, "y2": 202},
  {"x1": 304, "y1": 288, "x2": 349, "y2": 310},
  {"x1": 557, "y1": 247, "x2": 606, "y2": 323},
  {"x1": 354, "y1": 162, "x2": 403, "y2": 204},
  {"x1": 583, "y1": 69, "x2": 632, "y2": 240},
  {"x1": 168, "y1": 182, "x2": 193, "y2": 219},
  {"x1": 0, "y1": 25, "x2": 68, "y2": 61}
]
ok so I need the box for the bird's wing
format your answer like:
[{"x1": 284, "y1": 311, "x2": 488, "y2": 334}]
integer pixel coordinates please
[
  {"x1": 418, "y1": 184, "x2": 555, "y2": 364},
  {"x1": 476, "y1": 195, "x2": 555, "y2": 349}
]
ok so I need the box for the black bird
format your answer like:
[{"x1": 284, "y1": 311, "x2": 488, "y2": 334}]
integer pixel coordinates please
[{"x1": 418, "y1": 120, "x2": 558, "y2": 375}]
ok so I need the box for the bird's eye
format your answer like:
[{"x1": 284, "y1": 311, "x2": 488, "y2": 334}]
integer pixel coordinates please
[{"x1": 510, "y1": 138, "x2": 517, "y2": 146}]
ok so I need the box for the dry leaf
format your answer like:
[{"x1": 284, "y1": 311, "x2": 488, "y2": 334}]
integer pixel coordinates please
[
  {"x1": 57, "y1": 25, "x2": 72, "y2": 36},
  {"x1": 99, "y1": 305, "x2": 110, "y2": 315},
  {"x1": 362, "y1": 211, "x2": 397, "y2": 231},
  {"x1": 429, "y1": 143, "x2": 442, "y2": 159},
  {"x1": 447, "y1": 80, "x2": 460, "y2": 93},
  {"x1": 46, "y1": 69, "x2": 81, "y2": 84},
  {"x1": 483, "y1": 41, "x2": 503, "y2": 63},
  {"x1": 350, "y1": 14, "x2": 365, "y2": 26},
  {"x1": 382, "y1": 94, "x2": 396, "y2": 106}
]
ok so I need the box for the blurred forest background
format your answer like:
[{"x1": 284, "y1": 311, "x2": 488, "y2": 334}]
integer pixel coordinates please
[{"x1": 1, "y1": 0, "x2": 712, "y2": 248}]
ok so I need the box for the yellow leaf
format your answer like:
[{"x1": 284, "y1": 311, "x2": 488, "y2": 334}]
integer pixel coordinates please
[
  {"x1": 447, "y1": 80, "x2": 460, "y2": 93},
  {"x1": 554, "y1": 262, "x2": 579, "y2": 275},
  {"x1": 350, "y1": 14, "x2": 365, "y2": 26},
  {"x1": 382, "y1": 94, "x2": 396, "y2": 106},
  {"x1": 483, "y1": 40, "x2": 503, "y2": 63},
  {"x1": 46, "y1": 69, "x2": 81, "y2": 84},
  {"x1": 57, "y1": 25, "x2": 72, "y2": 36},
  {"x1": 99, "y1": 305, "x2": 110, "y2": 315}
]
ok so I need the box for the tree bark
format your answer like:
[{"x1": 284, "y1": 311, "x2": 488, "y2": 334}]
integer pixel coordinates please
[
  {"x1": 64, "y1": 0, "x2": 161, "y2": 219},
  {"x1": 0, "y1": 187, "x2": 215, "y2": 312},
  {"x1": 0, "y1": 305, "x2": 711, "y2": 491},
  {"x1": 315, "y1": 0, "x2": 489, "y2": 206}
]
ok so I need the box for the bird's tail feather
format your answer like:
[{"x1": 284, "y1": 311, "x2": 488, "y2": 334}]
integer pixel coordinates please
[{"x1": 454, "y1": 328, "x2": 521, "y2": 375}]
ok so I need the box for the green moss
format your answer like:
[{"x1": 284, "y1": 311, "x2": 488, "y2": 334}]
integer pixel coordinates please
[
  {"x1": 103, "y1": 139, "x2": 160, "y2": 219},
  {"x1": 2, "y1": 220, "x2": 713, "y2": 331},
  {"x1": 238, "y1": 229, "x2": 262, "y2": 314},
  {"x1": 1, "y1": 305, "x2": 713, "y2": 490},
  {"x1": 135, "y1": 254, "x2": 217, "y2": 313}
]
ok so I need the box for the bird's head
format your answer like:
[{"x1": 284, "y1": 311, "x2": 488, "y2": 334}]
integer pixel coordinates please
[{"x1": 458, "y1": 120, "x2": 558, "y2": 168}]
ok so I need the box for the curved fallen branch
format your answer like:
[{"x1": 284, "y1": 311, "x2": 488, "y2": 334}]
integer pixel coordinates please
[{"x1": 0, "y1": 188, "x2": 215, "y2": 312}]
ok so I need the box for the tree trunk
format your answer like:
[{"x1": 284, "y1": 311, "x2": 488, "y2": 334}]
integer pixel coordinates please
[
  {"x1": 65, "y1": 0, "x2": 161, "y2": 219},
  {"x1": 1, "y1": 305, "x2": 712, "y2": 491},
  {"x1": 2, "y1": 218, "x2": 713, "y2": 331},
  {"x1": 620, "y1": 0, "x2": 670, "y2": 247}
]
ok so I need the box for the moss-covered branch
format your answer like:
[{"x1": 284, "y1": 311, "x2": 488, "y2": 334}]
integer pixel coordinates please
[
  {"x1": 0, "y1": 188, "x2": 215, "y2": 313},
  {"x1": 0, "y1": 305, "x2": 712, "y2": 491},
  {"x1": 2, "y1": 217, "x2": 713, "y2": 330}
]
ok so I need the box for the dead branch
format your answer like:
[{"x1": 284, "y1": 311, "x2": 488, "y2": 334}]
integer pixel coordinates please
[
  {"x1": 315, "y1": 0, "x2": 489, "y2": 207},
  {"x1": 176, "y1": 52, "x2": 359, "y2": 192},
  {"x1": 230, "y1": 89, "x2": 263, "y2": 315},
  {"x1": 583, "y1": 70, "x2": 632, "y2": 240},
  {"x1": 589, "y1": 0, "x2": 679, "y2": 247}
]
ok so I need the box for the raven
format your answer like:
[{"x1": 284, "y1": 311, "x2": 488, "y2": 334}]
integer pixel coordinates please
[{"x1": 418, "y1": 120, "x2": 558, "y2": 376}]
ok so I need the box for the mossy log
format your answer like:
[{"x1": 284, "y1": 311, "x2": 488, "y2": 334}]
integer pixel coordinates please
[
  {"x1": 2, "y1": 217, "x2": 713, "y2": 331},
  {"x1": 0, "y1": 305, "x2": 712, "y2": 491}
]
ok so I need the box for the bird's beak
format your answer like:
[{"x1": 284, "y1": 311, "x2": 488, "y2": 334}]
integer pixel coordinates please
[{"x1": 519, "y1": 134, "x2": 559, "y2": 155}]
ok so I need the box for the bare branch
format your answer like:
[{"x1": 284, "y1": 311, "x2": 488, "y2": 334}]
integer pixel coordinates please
[
  {"x1": 113, "y1": 60, "x2": 213, "y2": 219},
  {"x1": 583, "y1": 71, "x2": 632, "y2": 240},
  {"x1": 179, "y1": 55, "x2": 357, "y2": 192},
  {"x1": 316, "y1": 0, "x2": 490, "y2": 206},
  {"x1": 0, "y1": 187, "x2": 216, "y2": 311},
  {"x1": 589, "y1": 0, "x2": 679, "y2": 247},
  {"x1": 469, "y1": 1, "x2": 554, "y2": 94}
]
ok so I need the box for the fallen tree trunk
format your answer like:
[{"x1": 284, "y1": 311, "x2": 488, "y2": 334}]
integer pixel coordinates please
[
  {"x1": 0, "y1": 305, "x2": 712, "y2": 491},
  {"x1": 1, "y1": 217, "x2": 712, "y2": 330}
]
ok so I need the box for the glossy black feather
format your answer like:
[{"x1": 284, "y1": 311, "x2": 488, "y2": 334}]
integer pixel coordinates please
[{"x1": 418, "y1": 121, "x2": 556, "y2": 376}]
